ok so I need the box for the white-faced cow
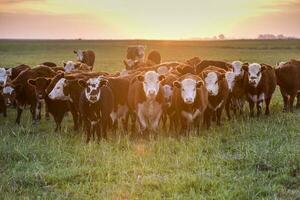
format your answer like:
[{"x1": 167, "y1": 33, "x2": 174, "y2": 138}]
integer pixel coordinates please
[
  {"x1": 74, "y1": 50, "x2": 95, "y2": 69},
  {"x1": 243, "y1": 63, "x2": 276, "y2": 117}
]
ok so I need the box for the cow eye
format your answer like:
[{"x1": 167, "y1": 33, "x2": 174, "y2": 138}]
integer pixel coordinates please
[
  {"x1": 257, "y1": 72, "x2": 260, "y2": 76},
  {"x1": 87, "y1": 87, "x2": 90, "y2": 93}
]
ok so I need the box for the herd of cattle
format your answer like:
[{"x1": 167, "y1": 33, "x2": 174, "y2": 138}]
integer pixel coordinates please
[{"x1": 0, "y1": 46, "x2": 299, "y2": 142}]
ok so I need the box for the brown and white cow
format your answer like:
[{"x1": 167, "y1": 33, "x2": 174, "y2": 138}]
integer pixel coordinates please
[
  {"x1": 123, "y1": 45, "x2": 146, "y2": 70},
  {"x1": 74, "y1": 50, "x2": 95, "y2": 68},
  {"x1": 202, "y1": 69, "x2": 229, "y2": 128},
  {"x1": 275, "y1": 59, "x2": 300, "y2": 112},
  {"x1": 172, "y1": 74, "x2": 208, "y2": 134},
  {"x1": 243, "y1": 63, "x2": 276, "y2": 116},
  {"x1": 128, "y1": 71, "x2": 165, "y2": 134}
]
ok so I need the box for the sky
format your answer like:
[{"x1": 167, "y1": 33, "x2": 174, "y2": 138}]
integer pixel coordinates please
[{"x1": 0, "y1": 0, "x2": 300, "y2": 39}]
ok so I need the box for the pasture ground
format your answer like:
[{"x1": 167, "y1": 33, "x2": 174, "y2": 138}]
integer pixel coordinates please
[{"x1": 0, "y1": 40, "x2": 299, "y2": 199}]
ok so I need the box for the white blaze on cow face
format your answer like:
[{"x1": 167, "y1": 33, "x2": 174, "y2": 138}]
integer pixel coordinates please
[
  {"x1": 64, "y1": 61, "x2": 75, "y2": 72},
  {"x1": 139, "y1": 71, "x2": 163, "y2": 100},
  {"x1": 75, "y1": 50, "x2": 84, "y2": 61},
  {"x1": 0, "y1": 68, "x2": 8, "y2": 87},
  {"x1": 48, "y1": 78, "x2": 69, "y2": 100},
  {"x1": 225, "y1": 71, "x2": 235, "y2": 92},
  {"x1": 84, "y1": 76, "x2": 104, "y2": 103},
  {"x1": 248, "y1": 63, "x2": 262, "y2": 87},
  {"x1": 204, "y1": 72, "x2": 219, "y2": 96},
  {"x1": 162, "y1": 84, "x2": 173, "y2": 102},
  {"x1": 232, "y1": 61, "x2": 244, "y2": 76},
  {"x1": 180, "y1": 78, "x2": 199, "y2": 104}
]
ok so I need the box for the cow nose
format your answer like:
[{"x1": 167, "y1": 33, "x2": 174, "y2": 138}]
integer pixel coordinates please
[
  {"x1": 149, "y1": 90, "x2": 156, "y2": 95},
  {"x1": 48, "y1": 94, "x2": 53, "y2": 99},
  {"x1": 250, "y1": 76, "x2": 256, "y2": 80},
  {"x1": 185, "y1": 98, "x2": 193, "y2": 104}
]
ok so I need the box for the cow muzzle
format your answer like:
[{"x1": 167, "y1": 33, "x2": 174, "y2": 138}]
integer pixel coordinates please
[{"x1": 184, "y1": 97, "x2": 194, "y2": 104}]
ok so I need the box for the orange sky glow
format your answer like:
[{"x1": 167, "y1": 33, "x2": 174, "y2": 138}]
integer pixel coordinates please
[{"x1": 0, "y1": 0, "x2": 300, "y2": 39}]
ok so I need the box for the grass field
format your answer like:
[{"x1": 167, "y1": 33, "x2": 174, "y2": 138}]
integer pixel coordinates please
[{"x1": 0, "y1": 39, "x2": 299, "y2": 199}]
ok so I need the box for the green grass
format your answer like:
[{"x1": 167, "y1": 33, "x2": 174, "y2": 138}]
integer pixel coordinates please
[{"x1": 0, "y1": 39, "x2": 299, "y2": 199}]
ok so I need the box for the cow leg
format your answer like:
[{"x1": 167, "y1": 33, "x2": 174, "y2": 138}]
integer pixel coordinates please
[
  {"x1": 264, "y1": 98, "x2": 271, "y2": 115},
  {"x1": 161, "y1": 113, "x2": 167, "y2": 131},
  {"x1": 16, "y1": 106, "x2": 23, "y2": 124},
  {"x1": 30, "y1": 104, "x2": 38, "y2": 124},
  {"x1": 239, "y1": 99, "x2": 244, "y2": 115},
  {"x1": 3, "y1": 105, "x2": 7, "y2": 117},
  {"x1": 282, "y1": 94, "x2": 289, "y2": 112},
  {"x1": 216, "y1": 107, "x2": 223, "y2": 126},
  {"x1": 70, "y1": 105, "x2": 79, "y2": 131},
  {"x1": 225, "y1": 100, "x2": 231, "y2": 120},
  {"x1": 296, "y1": 92, "x2": 300, "y2": 109},
  {"x1": 102, "y1": 118, "x2": 108, "y2": 139},
  {"x1": 37, "y1": 102, "x2": 42, "y2": 120},
  {"x1": 85, "y1": 121, "x2": 91, "y2": 143},
  {"x1": 137, "y1": 110, "x2": 147, "y2": 132},
  {"x1": 248, "y1": 100, "x2": 255, "y2": 117},
  {"x1": 289, "y1": 94, "x2": 296, "y2": 112},
  {"x1": 45, "y1": 103, "x2": 50, "y2": 120},
  {"x1": 54, "y1": 114, "x2": 64, "y2": 132},
  {"x1": 203, "y1": 108, "x2": 211, "y2": 129}
]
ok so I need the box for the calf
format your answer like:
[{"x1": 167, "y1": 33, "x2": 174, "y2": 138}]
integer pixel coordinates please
[
  {"x1": 9, "y1": 66, "x2": 56, "y2": 124},
  {"x1": 275, "y1": 59, "x2": 300, "y2": 111},
  {"x1": 202, "y1": 70, "x2": 229, "y2": 128},
  {"x1": 74, "y1": 50, "x2": 96, "y2": 68},
  {"x1": 172, "y1": 74, "x2": 208, "y2": 134},
  {"x1": 78, "y1": 76, "x2": 113, "y2": 142},
  {"x1": 28, "y1": 74, "x2": 79, "y2": 131},
  {"x1": 243, "y1": 63, "x2": 276, "y2": 116},
  {"x1": 128, "y1": 71, "x2": 165, "y2": 134},
  {"x1": 123, "y1": 45, "x2": 145, "y2": 70}
]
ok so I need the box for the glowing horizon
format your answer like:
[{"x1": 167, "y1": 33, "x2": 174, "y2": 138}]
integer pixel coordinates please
[{"x1": 0, "y1": 0, "x2": 300, "y2": 39}]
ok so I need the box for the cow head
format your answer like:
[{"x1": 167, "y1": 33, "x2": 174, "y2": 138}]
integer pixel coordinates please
[
  {"x1": 28, "y1": 77, "x2": 52, "y2": 100},
  {"x1": 231, "y1": 61, "x2": 244, "y2": 77},
  {"x1": 162, "y1": 84, "x2": 173, "y2": 103},
  {"x1": 2, "y1": 85, "x2": 15, "y2": 105},
  {"x1": 78, "y1": 76, "x2": 108, "y2": 103},
  {"x1": 124, "y1": 45, "x2": 145, "y2": 70},
  {"x1": 243, "y1": 63, "x2": 266, "y2": 87},
  {"x1": 63, "y1": 61, "x2": 75, "y2": 72},
  {"x1": 202, "y1": 71, "x2": 225, "y2": 96},
  {"x1": 0, "y1": 68, "x2": 10, "y2": 87},
  {"x1": 173, "y1": 78, "x2": 203, "y2": 104},
  {"x1": 48, "y1": 78, "x2": 70, "y2": 101},
  {"x1": 225, "y1": 71, "x2": 235, "y2": 92},
  {"x1": 137, "y1": 71, "x2": 164, "y2": 100},
  {"x1": 74, "y1": 50, "x2": 84, "y2": 62}
]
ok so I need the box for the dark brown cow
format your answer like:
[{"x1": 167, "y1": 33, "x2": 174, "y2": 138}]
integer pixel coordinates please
[
  {"x1": 28, "y1": 73, "x2": 79, "y2": 131},
  {"x1": 243, "y1": 63, "x2": 276, "y2": 116},
  {"x1": 202, "y1": 69, "x2": 229, "y2": 128},
  {"x1": 9, "y1": 66, "x2": 57, "y2": 124},
  {"x1": 196, "y1": 60, "x2": 231, "y2": 74},
  {"x1": 172, "y1": 74, "x2": 208, "y2": 133},
  {"x1": 40, "y1": 62, "x2": 57, "y2": 68},
  {"x1": 6, "y1": 64, "x2": 30, "y2": 81},
  {"x1": 74, "y1": 50, "x2": 96, "y2": 68},
  {"x1": 275, "y1": 59, "x2": 300, "y2": 111},
  {"x1": 146, "y1": 50, "x2": 161, "y2": 65}
]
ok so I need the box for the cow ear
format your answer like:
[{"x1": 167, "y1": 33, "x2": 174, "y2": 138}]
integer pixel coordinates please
[
  {"x1": 176, "y1": 67, "x2": 183, "y2": 75},
  {"x1": 123, "y1": 60, "x2": 131, "y2": 70},
  {"x1": 242, "y1": 64, "x2": 249, "y2": 72},
  {"x1": 63, "y1": 62, "x2": 66, "y2": 67},
  {"x1": 196, "y1": 80, "x2": 203, "y2": 88},
  {"x1": 173, "y1": 81, "x2": 181, "y2": 88},
  {"x1": 158, "y1": 75, "x2": 165, "y2": 81},
  {"x1": 27, "y1": 79, "x2": 36, "y2": 86},
  {"x1": 73, "y1": 50, "x2": 77, "y2": 54},
  {"x1": 261, "y1": 65, "x2": 267, "y2": 72},
  {"x1": 200, "y1": 71, "x2": 208, "y2": 79},
  {"x1": 100, "y1": 79, "x2": 108, "y2": 87},
  {"x1": 137, "y1": 75, "x2": 144, "y2": 82},
  {"x1": 218, "y1": 73, "x2": 225, "y2": 80},
  {"x1": 78, "y1": 79, "x2": 87, "y2": 88}
]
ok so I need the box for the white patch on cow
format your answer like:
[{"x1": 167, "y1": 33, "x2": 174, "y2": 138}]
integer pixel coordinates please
[
  {"x1": 48, "y1": 78, "x2": 70, "y2": 101},
  {"x1": 110, "y1": 104, "x2": 129, "y2": 123},
  {"x1": 64, "y1": 61, "x2": 75, "y2": 72},
  {"x1": 204, "y1": 72, "x2": 219, "y2": 96},
  {"x1": 3, "y1": 85, "x2": 14, "y2": 95},
  {"x1": 137, "y1": 45, "x2": 145, "y2": 59},
  {"x1": 181, "y1": 109, "x2": 201, "y2": 123},
  {"x1": 231, "y1": 60, "x2": 244, "y2": 76},
  {"x1": 248, "y1": 94, "x2": 257, "y2": 102},
  {"x1": 84, "y1": 76, "x2": 103, "y2": 103},
  {"x1": 180, "y1": 78, "x2": 197, "y2": 104},
  {"x1": 142, "y1": 71, "x2": 161, "y2": 99},
  {"x1": 137, "y1": 100, "x2": 162, "y2": 131},
  {"x1": 276, "y1": 61, "x2": 287, "y2": 69},
  {"x1": 120, "y1": 69, "x2": 129, "y2": 77},
  {"x1": 248, "y1": 63, "x2": 262, "y2": 87},
  {"x1": 225, "y1": 71, "x2": 235, "y2": 92},
  {"x1": 162, "y1": 84, "x2": 173, "y2": 102},
  {"x1": 258, "y1": 93, "x2": 265, "y2": 101},
  {"x1": 157, "y1": 66, "x2": 170, "y2": 75},
  {"x1": 76, "y1": 50, "x2": 84, "y2": 61},
  {"x1": 0, "y1": 68, "x2": 8, "y2": 86}
]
